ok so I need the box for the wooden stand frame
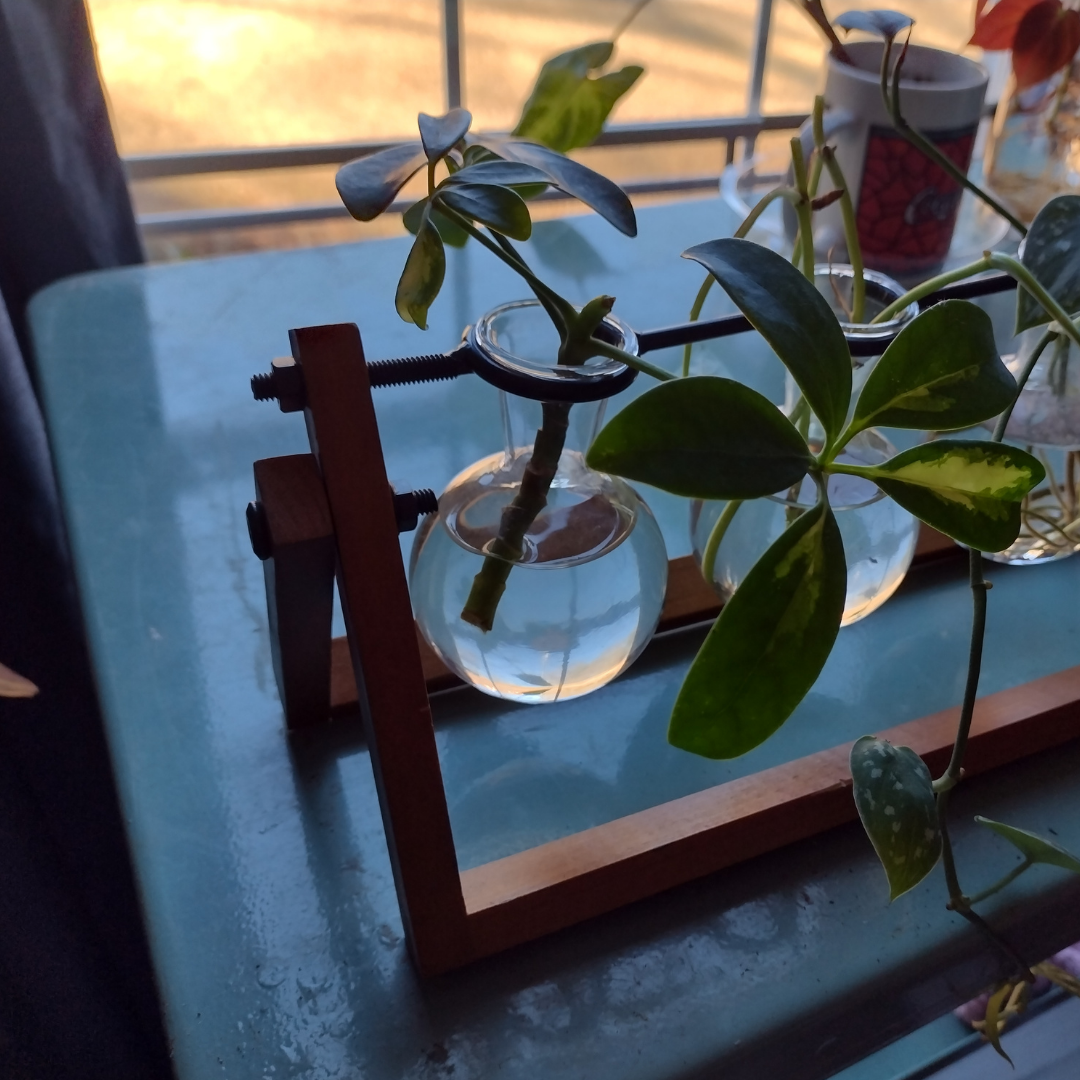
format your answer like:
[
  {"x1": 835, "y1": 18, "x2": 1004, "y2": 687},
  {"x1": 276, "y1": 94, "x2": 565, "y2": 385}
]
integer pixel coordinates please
[{"x1": 253, "y1": 322, "x2": 1080, "y2": 976}]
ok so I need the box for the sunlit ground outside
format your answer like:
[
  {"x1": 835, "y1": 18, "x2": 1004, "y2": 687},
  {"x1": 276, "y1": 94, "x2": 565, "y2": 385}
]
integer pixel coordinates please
[{"x1": 86, "y1": 0, "x2": 980, "y2": 259}]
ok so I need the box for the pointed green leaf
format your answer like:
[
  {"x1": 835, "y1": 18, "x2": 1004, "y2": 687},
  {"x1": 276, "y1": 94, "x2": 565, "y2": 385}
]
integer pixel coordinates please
[
  {"x1": 834, "y1": 10, "x2": 914, "y2": 38},
  {"x1": 418, "y1": 107, "x2": 472, "y2": 162},
  {"x1": 976, "y1": 816, "x2": 1080, "y2": 872},
  {"x1": 402, "y1": 198, "x2": 469, "y2": 248},
  {"x1": 851, "y1": 440, "x2": 1044, "y2": 551},
  {"x1": 436, "y1": 183, "x2": 532, "y2": 241},
  {"x1": 683, "y1": 239, "x2": 852, "y2": 441},
  {"x1": 475, "y1": 137, "x2": 637, "y2": 237},
  {"x1": 1017, "y1": 195, "x2": 1080, "y2": 331},
  {"x1": 394, "y1": 210, "x2": 445, "y2": 330},
  {"x1": 336, "y1": 142, "x2": 427, "y2": 221},
  {"x1": 668, "y1": 499, "x2": 845, "y2": 759},
  {"x1": 850, "y1": 301, "x2": 1016, "y2": 435},
  {"x1": 983, "y1": 983, "x2": 1015, "y2": 1065},
  {"x1": 442, "y1": 160, "x2": 552, "y2": 188},
  {"x1": 587, "y1": 376, "x2": 812, "y2": 500},
  {"x1": 851, "y1": 736, "x2": 942, "y2": 900},
  {"x1": 513, "y1": 41, "x2": 643, "y2": 152}
]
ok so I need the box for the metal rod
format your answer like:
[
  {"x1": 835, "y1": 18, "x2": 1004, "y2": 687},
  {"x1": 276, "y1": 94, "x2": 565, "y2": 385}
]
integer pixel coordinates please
[
  {"x1": 744, "y1": 0, "x2": 774, "y2": 157},
  {"x1": 123, "y1": 114, "x2": 807, "y2": 181},
  {"x1": 443, "y1": 0, "x2": 463, "y2": 110},
  {"x1": 137, "y1": 175, "x2": 726, "y2": 235}
]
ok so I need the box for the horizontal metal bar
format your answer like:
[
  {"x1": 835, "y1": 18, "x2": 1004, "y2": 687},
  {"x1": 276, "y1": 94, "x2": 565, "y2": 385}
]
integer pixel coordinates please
[
  {"x1": 136, "y1": 174, "x2": 724, "y2": 235},
  {"x1": 637, "y1": 271, "x2": 1017, "y2": 356},
  {"x1": 123, "y1": 113, "x2": 806, "y2": 181},
  {"x1": 312, "y1": 271, "x2": 1019, "y2": 389}
]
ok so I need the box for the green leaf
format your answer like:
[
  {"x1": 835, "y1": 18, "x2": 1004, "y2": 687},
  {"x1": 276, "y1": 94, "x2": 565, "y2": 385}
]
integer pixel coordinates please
[
  {"x1": 668, "y1": 498, "x2": 846, "y2": 759},
  {"x1": 683, "y1": 238, "x2": 852, "y2": 441},
  {"x1": 442, "y1": 160, "x2": 552, "y2": 188},
  {"x1": 849, "y1": 301, "x2": 1016, "y2": 435},
  {"x1": 418, "y1": 107, "x2": 472, "y2": 162},
  {"x1": 402, "y1": 198, "x2": 469, "y2": 248},
  {"x1": 850, "y1": 736, "x2": 942, "y2": 900},
  {"x1": 436, "y1": 183, "x2": 532, "y2": 241},
  {"x1": 983, "y1": 983, "x2": 1015, "y2": 1065},
  {"x1": 394, "y1": 209, "x2": 445, "y2": 329},
  {"x1": 587, "y1": 376, "x2": 812, "y2": 499},
  {"x1": 834, "y1": 10, "x2": 914, "y2": 38},
  {"x1": 336, "y1": 142, "x2": 428, "y2": 221},
  {"x1": 976, "y1": 816, "x2": 1080, "y2": 872},
  {"x1": 850, "y1": 440, "x2": 1044, "y2": 551},
  {"x1": 475, "y1": 137, "x2": 637, "y2": 237},
  {"x1": 513, "y1": 41, "x2": 643, "y2": 152},
  {"x1": 1017, "y1": 195, "x2": 1080, "y2": 331}
]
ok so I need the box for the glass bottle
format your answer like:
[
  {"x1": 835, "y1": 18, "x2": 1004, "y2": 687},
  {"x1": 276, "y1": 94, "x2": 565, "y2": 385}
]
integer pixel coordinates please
[
  {"x1": 409, "y1": 300, "x2": 668, "y2": 704},
  {"x1": 986, "y1": 329, "x2": 1080, "y2": 564},
  {"x1": 690, "y1": 429, "x2": 917, "y2": 628},
  {"x1": 693, "y1": 265, "x2": 919, "y2": 627},
  {"x1": 984, "y1": 64, "x2": 1080, "y2": 224}
]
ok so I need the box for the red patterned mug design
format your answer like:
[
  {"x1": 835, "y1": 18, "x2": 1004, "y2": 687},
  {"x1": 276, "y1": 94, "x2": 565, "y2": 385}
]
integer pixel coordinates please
[{"x1": 855, "y1": 125, "x2": 977, "y2": 276}]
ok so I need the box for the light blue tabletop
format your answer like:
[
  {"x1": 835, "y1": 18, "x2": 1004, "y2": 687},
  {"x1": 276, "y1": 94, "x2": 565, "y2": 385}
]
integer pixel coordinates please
[{"x1": 29, "y1": 197, "x2": 1080, "y2": 1080}]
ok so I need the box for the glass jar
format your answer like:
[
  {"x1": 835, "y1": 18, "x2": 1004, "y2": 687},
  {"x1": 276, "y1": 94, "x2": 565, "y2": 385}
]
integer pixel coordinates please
[
  {"x1": 409, "y1": 300, "x2": 669, "y2": 704},
  {"x1": 783, "y1": 266, "x2": 920, "y2": 436},
  {"x1": 985, "y1": 329, "x2": 1080, "y2": 565},
  {"x1": 985, "y1": 64, "x2": 1080, "y2": 225},
  {"x1": 690, "y1": 430, "x2": 917, "y2": 627}
]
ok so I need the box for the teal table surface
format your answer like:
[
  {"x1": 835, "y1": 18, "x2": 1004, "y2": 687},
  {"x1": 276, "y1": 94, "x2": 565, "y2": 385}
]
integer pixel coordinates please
[{"x1": 28, "y1": 198, "x2": 1080, "y2": 1080}]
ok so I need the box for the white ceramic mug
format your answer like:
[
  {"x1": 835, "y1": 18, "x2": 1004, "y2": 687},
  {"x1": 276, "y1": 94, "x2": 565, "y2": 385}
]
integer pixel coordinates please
[{"x1": 809, "y1": 41, "x2": 988, "y2": 279}]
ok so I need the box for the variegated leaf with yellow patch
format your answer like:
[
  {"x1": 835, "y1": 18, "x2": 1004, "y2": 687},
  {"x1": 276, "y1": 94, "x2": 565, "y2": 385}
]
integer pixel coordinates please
[
  {"x1": 839, "y1": 440, "x2": 1044, "y2": 552},
  {"x1": 668, "y1": 497, "x2": 846, "y2": 759}
]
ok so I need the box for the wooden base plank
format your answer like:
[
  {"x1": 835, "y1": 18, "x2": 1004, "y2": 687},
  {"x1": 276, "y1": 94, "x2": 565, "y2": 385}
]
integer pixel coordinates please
[
  {"x1": 327, "y1": 527, "x2": 958, "y2": 712},
  {"x1": 458, "y1": 666, "x2": 1080, "y2": 962}
]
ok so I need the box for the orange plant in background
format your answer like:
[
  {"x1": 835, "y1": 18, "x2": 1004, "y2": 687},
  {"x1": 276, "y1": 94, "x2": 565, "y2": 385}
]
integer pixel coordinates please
[{"x1": 971, "y1": 0, "x2": 1080, "y2": 89}]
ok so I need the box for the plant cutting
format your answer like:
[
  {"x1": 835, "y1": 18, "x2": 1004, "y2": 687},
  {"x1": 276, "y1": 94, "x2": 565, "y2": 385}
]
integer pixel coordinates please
[{"x1": 336, "y1": 99, "x2": 677, "y2": 701}]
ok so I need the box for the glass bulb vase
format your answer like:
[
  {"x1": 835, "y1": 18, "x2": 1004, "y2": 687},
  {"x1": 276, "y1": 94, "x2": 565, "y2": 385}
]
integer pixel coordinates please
[
  {"x1": 409, "y1": 300, "x2": 668, "y2": 704},
  {"x1": 690, "y1": 430, "x2": 917, "y2": 627},
  {"x1": 986, "y1": 331, "x2": 1080, "y2": 565}
]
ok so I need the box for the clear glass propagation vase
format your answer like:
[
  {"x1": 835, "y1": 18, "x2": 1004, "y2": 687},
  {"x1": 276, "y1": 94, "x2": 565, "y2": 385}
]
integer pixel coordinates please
[
  {"x1": 409, "y1": 300, "x2": 669, "y2": 704},
  {"x1": 696, "y1": 266, "x2": 919, "y2": 627},
  {"x1": 690, "y1": 430, "x2": 918, "y2": 627},
  {"x1": 984, "y1": 62, "x2": 1080, "y2": 225},
  {"x1": 985, "y1": 330, "x2": 1080, "y2": 565},
  {"x1": 783, "y1": 266, "x2": 920, "y2": 429}
]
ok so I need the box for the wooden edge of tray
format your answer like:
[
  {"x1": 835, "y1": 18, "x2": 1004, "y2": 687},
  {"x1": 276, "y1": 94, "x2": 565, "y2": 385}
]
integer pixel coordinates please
[
  {"x1": 328, "y1": 525, "x2": 958, "y2": 715},
  {"x1": 456, "y1": 665, "x2": 1080, "y2": 961}
]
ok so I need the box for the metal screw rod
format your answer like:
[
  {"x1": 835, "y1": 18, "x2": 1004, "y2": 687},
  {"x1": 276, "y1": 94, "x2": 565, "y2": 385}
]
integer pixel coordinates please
[{"x1": 251, "y1": 271, "x2": 1018, "y2": 402}]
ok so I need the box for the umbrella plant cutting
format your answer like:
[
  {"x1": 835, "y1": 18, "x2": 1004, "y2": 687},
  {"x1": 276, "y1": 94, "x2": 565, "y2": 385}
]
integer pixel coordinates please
[{"x1": 335, "y1": 9, "x2": 1080, "y2": 1051}]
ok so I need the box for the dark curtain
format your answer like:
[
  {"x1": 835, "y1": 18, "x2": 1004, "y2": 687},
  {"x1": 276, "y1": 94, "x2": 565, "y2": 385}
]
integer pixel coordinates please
[{"x1": 0, "y1": 2, "x2": 173, "y2": 1077}]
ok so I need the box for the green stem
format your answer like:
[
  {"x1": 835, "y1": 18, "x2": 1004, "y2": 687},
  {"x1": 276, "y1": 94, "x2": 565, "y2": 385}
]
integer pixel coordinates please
[
  {"x1": 967, "y1": 859, "x2": 1034, "y2": 907},
  {"x1": 683, "y1": 275, "x2": 714, "y2": 378},
  {"x1": 460, "y1": 401, "x2": 571, "y2": 631},
  {"x1": 881, "y1": 37, "x2": 1028, "y2": 238},
  {"x1": 993, "y1": 328, "x2": 1057, "y2": 442},
  {"x1": 436, "y1": 200, "x2": 577, "y2": 334},
  {"x1": 588, "y1": 337, "x2": 676, "y2": 382},
  {"x1": 989, "y1": 253, "x2": 1080, "y2": 353},
  {"x1": 701, "y1": 500, "x2": 743, "y2": 584},
  {"x1": 932, "y1": 547, "x2": 989, "y2": 792},
  {"x1": 871, "y1": 255, "x2": 992, "y2": 324},
  {"x1": 812, "y1": 95, "x2": 865, "y2": 323},
  {"x1": 790, "y1": 137, "x2": 815, "y2": 280}
]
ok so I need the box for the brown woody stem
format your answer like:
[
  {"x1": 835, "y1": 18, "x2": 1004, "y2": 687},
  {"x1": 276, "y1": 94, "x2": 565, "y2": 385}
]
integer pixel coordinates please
[{"x1": 460, "y1": 401, "x2": 571, "y2": 631}]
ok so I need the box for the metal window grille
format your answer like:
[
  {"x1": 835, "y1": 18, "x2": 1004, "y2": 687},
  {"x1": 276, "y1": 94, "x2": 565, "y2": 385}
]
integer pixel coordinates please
[{"x1": 127, "y1": 0, "x2": 803, "y2": 236}]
